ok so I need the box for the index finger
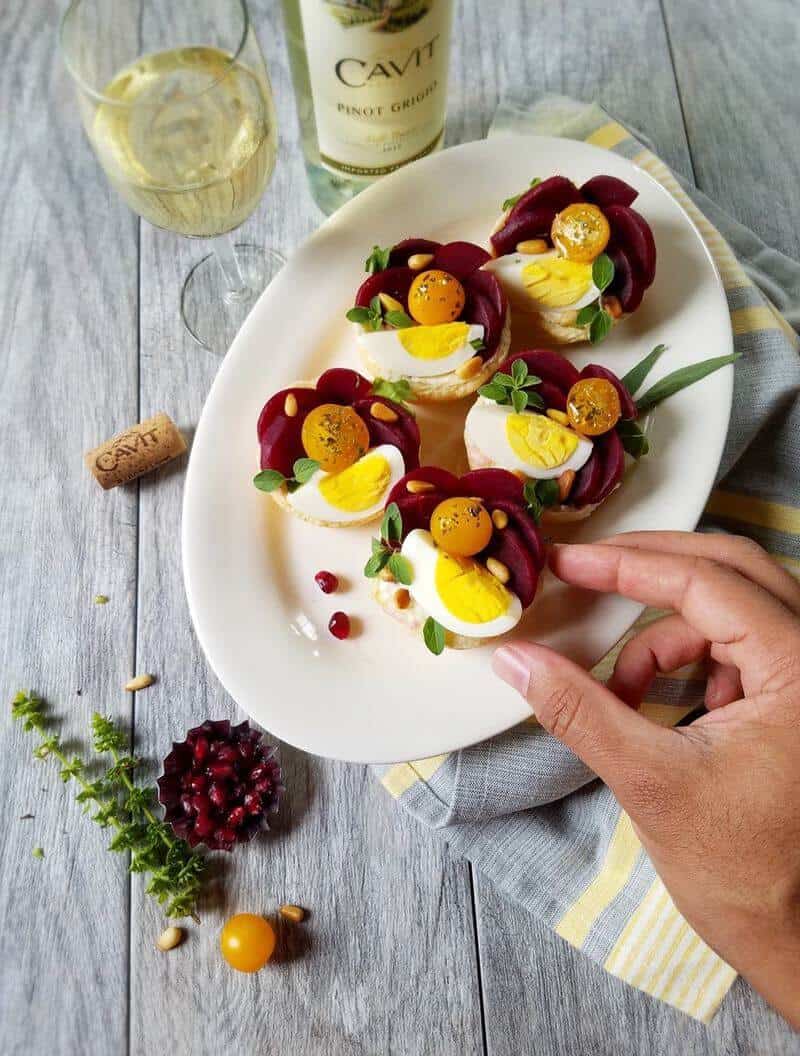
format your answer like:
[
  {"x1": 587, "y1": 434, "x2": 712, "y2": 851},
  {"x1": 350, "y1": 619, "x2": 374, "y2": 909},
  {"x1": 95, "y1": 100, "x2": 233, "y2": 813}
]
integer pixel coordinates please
[{"x1": 549, "y1": 543, "x2": 800, "y2": 696}]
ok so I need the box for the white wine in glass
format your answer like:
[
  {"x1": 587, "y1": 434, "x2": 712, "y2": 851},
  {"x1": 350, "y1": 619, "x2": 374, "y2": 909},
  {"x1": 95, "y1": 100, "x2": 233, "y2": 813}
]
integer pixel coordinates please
[{"x1": 61, "y1": 0, "x2": 282, "y2": 353}]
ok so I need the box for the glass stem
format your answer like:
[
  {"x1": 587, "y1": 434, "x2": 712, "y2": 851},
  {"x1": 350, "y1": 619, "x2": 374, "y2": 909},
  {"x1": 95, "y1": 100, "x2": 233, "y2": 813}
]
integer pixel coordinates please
[{"x1": 213, "y1": 233, "x2": 249, "y2": 302}]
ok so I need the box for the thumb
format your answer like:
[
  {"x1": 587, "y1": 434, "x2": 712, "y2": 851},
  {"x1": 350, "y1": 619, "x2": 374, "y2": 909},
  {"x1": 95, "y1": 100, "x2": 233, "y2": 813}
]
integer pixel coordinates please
[{"x1": 493, "y1": 641, "x2": 676, "y2": 800}]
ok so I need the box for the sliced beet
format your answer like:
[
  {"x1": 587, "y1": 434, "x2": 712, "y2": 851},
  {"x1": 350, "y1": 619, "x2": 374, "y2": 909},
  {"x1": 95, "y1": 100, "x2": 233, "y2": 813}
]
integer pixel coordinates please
[
  {"x1": 433, "y1": 241, "x2": 491, "y2": 280},
  {"x1": 316, "y1": 368, "x2": 373, "y2": 405},
  {"x1": 605, "y1": 205, "x2": 656, "y2": 285},
  {"x1": 482, "y1": 525, "x2": 539, "y2": 608},
  {"x1": 507, "y1": 349, "x2": 581, "y2": 393},
  {"x1": 591, "y1": 430, "x2": 626, "y2": 504},
  {"x1": 260, "y1": 417, "x2": 305, "y2": 477},
  {"x1": 353, "y1": 397, "x2": 421, "y2": 471},
  {"x1": 389, "y1": 239, "x2": 441, "y2": 267},
  {"x1": 508, "y1": 175, "x2": 581, "y2": 221},
  {"x1": 490, "y1": 206, "x2": 558, "y2": 257},
  {"x1": 388, "y1": 467, "x2": 460, "y2": 506},
  {"x1": 355, "y1": 266, "x2": 414, "y2": 310},
  {"x1": 606, "y1": 245, "x2": 646, "y2": 313},
  {"x1": 580, "y1": 175, "x2": 638, "y2": 209},
  {"x1": 459, "y1": 468, "x2": 524, "y2": 503},
  {"x1": 537, "y1": 380, "x2": 568, "y2": 411},
  {"x1": 464, "y1": 269, "x2": 506, "y2": 326},
  {"x1": 579, "y1": 364, "x2": 637, "y2": 420},
  {"x1": 569, "y1": 450, "x2": 603, "y2": 508},
  {"x1": 464, "y1": 287, "x2": 502, "y2": 354},
  {"x1": 257, "y1": 387, "x2": 319, "y2": 442},
  {"x1": 488, "y1": 499, "x2": 546, "y2": 571}
]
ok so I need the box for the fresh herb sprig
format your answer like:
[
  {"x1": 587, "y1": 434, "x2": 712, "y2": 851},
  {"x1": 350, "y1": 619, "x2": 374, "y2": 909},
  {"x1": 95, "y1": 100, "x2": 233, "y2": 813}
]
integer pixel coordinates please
[
  {"x1": 346, "y1": 295, "x2": 414, "y2": 331},
  {"x1": 501, "y1": 176, "x2": 541, "y2": 212},
  {"x1": 423, "y1": 617, "x2": 446, "y2": 656},
  {"x1": 478, "y1": 356, "x2": 544, "y2": 413},
  {"x1": 365, "y1": 245, "x2": 391, "y2": 275},
  {"x1": 371, "y1": 377, "x2": 415, "y2": 412},
  {"x1": 575, "y1": 253, "x2": 616, "y2": 344},
  {"x1": 253, "y1": 457, "x2": 320, "y2": 494},
  {"x1": 11, "y1": 692, "x2": 205, "y2": 920},
  {"x1": 524, "y1": 479, "x2": 560, "y2": 522},
  {"x1": 364, "y1": 503, "x2": 412, "y2": 583}
]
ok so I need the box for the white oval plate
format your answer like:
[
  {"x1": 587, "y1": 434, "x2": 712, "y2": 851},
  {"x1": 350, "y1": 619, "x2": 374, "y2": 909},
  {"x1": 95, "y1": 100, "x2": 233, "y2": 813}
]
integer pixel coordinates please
[{"x1": 182, "y1": 134, "x2": 732, "y2": 763}]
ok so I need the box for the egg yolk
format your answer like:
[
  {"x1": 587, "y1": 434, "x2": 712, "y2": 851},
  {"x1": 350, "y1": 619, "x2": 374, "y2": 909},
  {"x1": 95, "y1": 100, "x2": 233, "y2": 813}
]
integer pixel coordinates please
[
  {"x1": 398, "y1": 321, "x2": 471, "y2": 360},
  {"x1": 506, "y1": 413, "x2": 581, "y2": 469},
  {"x1": 301, "y1": 403, "x2": 370, "y2": 473},
  {"x1": 430, "y1": 497, "x2": 493, "y2": 557},
  {"x1": 521, "y1": 258, "x2": 593, "y2": 308},
  {"x1": 408, "y1": 270, "x2": 466, "y2": 326},
  {"x1": 566, "y1": 378, "x2": 621, "y2": 436},
  {"x1": 550, "y1": 203, "x2": 611, "y2": 263},
  {"x1": 318, "y1": 452, "x2": 391, "y2": 511},
  {"x1": 434, "y1": 551, "x2": 512, "y2": 624}
]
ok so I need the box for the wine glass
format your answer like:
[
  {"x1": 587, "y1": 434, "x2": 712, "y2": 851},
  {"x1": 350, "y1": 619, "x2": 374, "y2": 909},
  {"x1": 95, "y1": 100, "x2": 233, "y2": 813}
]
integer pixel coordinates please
[{"x1": 61, "y1": 0, "x2": 282, "y2": 354}]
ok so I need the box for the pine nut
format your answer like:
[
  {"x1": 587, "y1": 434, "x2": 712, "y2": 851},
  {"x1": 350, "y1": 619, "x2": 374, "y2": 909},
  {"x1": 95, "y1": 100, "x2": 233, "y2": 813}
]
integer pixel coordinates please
[
  {"x1": 408, "y1": 253, "x2": 434, "y2": 271},
  {"x1": 378, "y1": 292, "x2": 404, "y2": 313},
  {"x1": 486, "y1": 557, "x2": 510, "y2": 584},
  {"x1": 370, "y1": 401, "x2": 398, "y2": 423},
  {"x1": 394, "y1": 588, "x2": 411, "y2": 610},
  {"x1": 156, "y1": 926, "x2": 184, "y2": 952},
  {"x1": 558, "y1": 470, "x2": 576, "y2": 502},
  {"x1": 546, "y1": 408, "x2": 570, "y2": 425},
  {"x1": 284, "y1": 393, "x2": 298, "y2": 417},
  {"x1": 455, "y1": 355, "x2": 483, "y2": 380},
  {"x1": 125, "y1": 673, "x2": 154, "y2": 692},
  {"x1": 491, "y1": 509, "x2": 508, "y2": 530},
  {"x1": 379, "y1": 566, "x2": 396, "y2": 583},
  {"x1": 516, "y1": 239, "x2": 549, "y2": 254},
  {"x1": 406, "y1": 479, "x2": 435, "y2": 494},
  {"x1": 279, "y1": 904, "x2": 305, "y2": 923},
  {"x1": 604, "y1": 295, "x2": 623, "y2": 320}
]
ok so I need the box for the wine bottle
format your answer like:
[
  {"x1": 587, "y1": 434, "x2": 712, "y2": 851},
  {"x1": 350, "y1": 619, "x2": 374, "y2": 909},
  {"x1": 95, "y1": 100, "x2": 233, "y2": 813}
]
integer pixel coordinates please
[{"x1": 281, "y1": 0, "x2": 454, "y2": 214}]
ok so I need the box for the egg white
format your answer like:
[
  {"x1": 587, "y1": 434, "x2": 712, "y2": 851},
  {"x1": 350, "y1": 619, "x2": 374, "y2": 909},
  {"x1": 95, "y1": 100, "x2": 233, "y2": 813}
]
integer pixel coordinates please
[
  {"x1": 482, "y1": 250, "x2": 600, "y2": 314},
  {"x1": 401, "y1": 529, "x2": 522, "y2": 639},
  {"x1": 287, "y1": 444, "x2": 405, "y2": 524},
  {"x1": 464, "y1": 398, "x2": 593, "y2": 480},
  {"x1": 356, "y1": 323, "x2": 484, "y2": 378}
]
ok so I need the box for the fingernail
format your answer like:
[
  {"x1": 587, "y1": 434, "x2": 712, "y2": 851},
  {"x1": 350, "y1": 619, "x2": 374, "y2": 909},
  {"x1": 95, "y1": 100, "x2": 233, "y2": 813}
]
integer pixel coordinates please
[{"x1": 492, "y1": 644, "x2": 531, "y2": 698}]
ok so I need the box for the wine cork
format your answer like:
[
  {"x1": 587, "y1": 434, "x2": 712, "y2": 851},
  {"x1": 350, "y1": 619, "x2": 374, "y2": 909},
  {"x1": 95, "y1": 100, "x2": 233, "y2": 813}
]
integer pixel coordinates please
[{"x1": 85, "y1": 413, "x2": 187, "y2": 490}]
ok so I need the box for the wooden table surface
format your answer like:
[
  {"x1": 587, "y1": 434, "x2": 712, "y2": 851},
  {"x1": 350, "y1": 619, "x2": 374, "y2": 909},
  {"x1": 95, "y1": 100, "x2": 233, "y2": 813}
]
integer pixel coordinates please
[{"x1": 2, "y1": 1, "x2": 799, "y2": 1053}]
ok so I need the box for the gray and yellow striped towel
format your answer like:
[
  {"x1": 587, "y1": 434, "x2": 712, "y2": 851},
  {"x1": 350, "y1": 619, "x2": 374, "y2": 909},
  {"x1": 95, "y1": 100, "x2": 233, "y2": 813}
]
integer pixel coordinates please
[{"x1": 372, "y1": 96, "x2": 800, "y2": 1023}]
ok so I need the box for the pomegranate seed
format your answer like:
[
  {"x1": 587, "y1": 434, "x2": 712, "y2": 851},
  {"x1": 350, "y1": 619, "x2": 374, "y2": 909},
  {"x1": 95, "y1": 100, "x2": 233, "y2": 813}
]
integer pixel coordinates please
[
  {"x1": 189, "y1": 774, "x2": 208, "y2": 793},
  {"x1": 216, "y1": 827, "x2": 237, "y2": 846},
  {"x1": 208, "y1": 762, "x2": 235, "y2": 780},
  {"x1": 208, "y1": 783, "x2": 227, "y2": 809},
  {"x1": 194, "y1": 814, "x2": 215, "y2": 839},
  {"x1": 315, "y1": 570, "x2": 339, "y2": 594},
  {"x1": 180, "y1": 793, "x2": 194, "y2": 815},
  {"x1": 193, "y1": 736, "x2": 209, "y2": 763},
  {"x1": 237, "y1": 740, "x2": 254, "y2": 760},
  {"x1": 329, "y1": 611, "x2": 350, "y2": 640},
  {"x1": 216, "y1": 745, "x2": 238, "y2": 765},
  {"x1": 253, "y1": 778, "x2": 273, "y2": 795},
  {"x1": 249, "y1": 765, "x2": 266, "y2": 783},
  {"x1": 243, "y1": 792, "x2": 262, "y2": 814},
  {"x1": 227, "y1": 806, "x2": 246, "y2": 828},
  {"x1": 231, "y1": 783, "x2": 246, "y2": 801},
  {"x1": 191, "y1": 794, "x2": 211, "y2": 814}
]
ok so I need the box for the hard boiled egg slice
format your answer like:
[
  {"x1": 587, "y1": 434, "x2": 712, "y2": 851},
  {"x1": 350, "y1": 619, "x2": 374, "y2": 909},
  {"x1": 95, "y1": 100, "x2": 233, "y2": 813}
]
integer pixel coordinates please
[
  {"x1": 483, "y1": 250, "x2": 599, "y2": 314},
  {"x1": 402, "y1": 529, "x2": 522, "y2": 639},
  {"x1": 465, "y1": 398, "x2": 593, "y2": 480},
  {"x1": 357, "y1": 322, "x2": 484, "y2": 378},
  {"x1": 287, "y1": 444, "x2": 405, "y2": 524}
]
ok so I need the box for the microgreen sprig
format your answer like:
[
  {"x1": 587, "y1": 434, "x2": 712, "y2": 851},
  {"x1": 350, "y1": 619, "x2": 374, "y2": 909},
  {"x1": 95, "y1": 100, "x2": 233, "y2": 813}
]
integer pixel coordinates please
[
  {"x1": 346, "y1": 295, "x2": 414, "y2": 332},
  {"x1": 365, "y1": 245, "x2": 391, "y2": 275},
  {"x1": 524, "y1": 478, "x2": 560, "y2": 522},
  {"x1": 371, "y1": 377, "x2": 415, "y2": 412},
  {"x1": 501, "y1": 176, "x2": 541, "y2": 212},
  {"x1": 253, "y1": 457, "x2": 320, "y2": 494},
  {"x1": 575, "y1": 253, "x2": 616, "y2": 344},
  {"x1": 11, "y1": 692, "x2": 205, "y2": 920},
  {"x1": 478, "y1": 357, "x2": 544, "y2": 413},
  {"x1": 364, "y1": 503, "x2": 412, "y2": 584}
]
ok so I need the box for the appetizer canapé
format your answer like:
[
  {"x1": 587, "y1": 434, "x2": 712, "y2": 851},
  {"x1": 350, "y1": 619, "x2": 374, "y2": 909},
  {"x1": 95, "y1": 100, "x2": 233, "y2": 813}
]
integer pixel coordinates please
[
  {"x1": 485, "y1": 175, "x2": 657, "y2": 345},
  {"x1": 254, "y1": 368, "x2": 420, "y2": 527},
  {"x1": 347, "y1": 239, "x2": 510, "y2": 402}
]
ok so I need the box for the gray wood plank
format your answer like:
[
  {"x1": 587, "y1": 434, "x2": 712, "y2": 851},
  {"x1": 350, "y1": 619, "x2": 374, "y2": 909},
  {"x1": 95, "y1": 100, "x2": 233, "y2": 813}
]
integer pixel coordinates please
[
  {"x1": 128, "y1": 2, "x2": 484, "y2": 1053},
  {"x1": 0, "y1": 2, "x2": 139, "y2": 1054},
  {"x1": 662, "y1": 0, "x2": 800, "y2": 258}
]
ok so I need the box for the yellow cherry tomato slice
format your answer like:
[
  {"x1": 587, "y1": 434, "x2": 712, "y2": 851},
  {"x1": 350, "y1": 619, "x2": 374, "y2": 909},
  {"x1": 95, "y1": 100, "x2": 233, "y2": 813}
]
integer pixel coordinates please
[
  {"x1": 430, "y1": 497, "x2": 493, "y2": 557},
  {"x1": 407, "y1": 270, "x2": 466, "y2": 326},
  {"x1": 566, "y1": 378, "x2": 621, "y2": 436},
  {"x1": 220, "y1": 913, "x2": 276, "y2": 973},
  {"x1": 301, "y1": 403, "x2": 370, "y2": 474},
  {"x1": 550, "y1": 203, "x2": 611, "y2": 263}
]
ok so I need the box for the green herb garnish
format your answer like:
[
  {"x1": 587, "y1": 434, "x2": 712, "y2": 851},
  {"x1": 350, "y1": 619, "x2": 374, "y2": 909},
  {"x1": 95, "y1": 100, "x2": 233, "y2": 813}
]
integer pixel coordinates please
[
  {"x1": 423, "y1": 617, "x2": 446, "y2": 656},
  {"x1": 365, "y1": 245, "x2": 391, "y2": 275},
  {"x1": 384, "y1": 309, "x2": 414, "y2": 329},
  {"x1": 371, "y1": 377, "x2": 414, "y2": 411},
  {"x1": 634, "y1": 354, "x2": 740, "y2": 414},
  {"x1": 524, "y1": 478, "x2": 560, "y2": 522},
  {"x1": 478, "y1": 357, "x2": 544, "y2": 412},
  {"x1": 32, "y1": 846, "x2": 44, "y2": 859},
  {"x1": 616, "y1": 419, "x2": 650, "y2": 459},
  {"x1": 501, "y1": 176, "x2": 541, "y2": 212},
  {"x1": 12, "y1": 692, "x2": 205, "y2": 920},
  {"x1": 591, "y1": 253, "x2": 615, "y2": 293},
  {"x1": 365, "y1": 502, "x2": 410, "y2": 581},
  {"x1": 572, "y1": 254, "x2": 616, "y2": 345},
  {"x1": 253, "y1": 457, "x2": 320, "y2": 495},
  {"x1": 470, "y1": 337, "x2": 485, "y2": 353},
  {"x1": 621, "y1": 343, "x2": 667, "y2": 396},
  {"x1": 346, "y1": 295, "x2": 384, "y2": 331},
  {"x1": 94, "y1": 595, "x2": 109, "y2": 605}
]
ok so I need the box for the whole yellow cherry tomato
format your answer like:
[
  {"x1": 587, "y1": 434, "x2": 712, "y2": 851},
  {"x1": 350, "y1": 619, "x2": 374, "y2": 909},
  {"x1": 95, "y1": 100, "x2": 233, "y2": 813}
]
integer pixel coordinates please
[
  {"x1": 551, "y1": 203, "x2": 611, "y2": 263},
  {"x1": 408, "y1": 270, "x2": 466, "y2": 326},
  {"x1": 430, "y1": 497, "x2": 493, "y2": 557},
  {"x1": 566, "y1": 378, "x2": 621, "y2": 436},
  {"x1": 220, "y1": 913, "x2": 276, "y2": 973},
  {"x1": 301, "y1": 403, "x2": 370, "y2": 474}
]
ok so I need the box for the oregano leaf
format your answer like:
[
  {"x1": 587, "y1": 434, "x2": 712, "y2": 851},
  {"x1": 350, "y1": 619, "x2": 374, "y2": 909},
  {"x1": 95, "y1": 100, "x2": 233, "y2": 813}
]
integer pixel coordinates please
[
  {"x1": 576, "y1": 302, "x2": 600, "y2": 328},
  {"x1": 292, "y1": 458, "x2": 320, "y2": 485},
  {"x1": 511, "y1": 358, "x2": 528, "y2": 385},
  {"x1": 423, "y1": 617, "x2": 446, "y2": 656},
  {"x1": 381, "y1": 502, "x2": 402, "y2": 544},
  {"x1": 387, "y1": 553, "x2": 413, "y2": 586},
  {"x1": 384, "y1": 310, "x2": 415, "y2": 329},
  {"x1": 511, "y1": 389, "x2": 528, "y2": 413},
  {"x1": 592, "y1": 253, "x2": 615, "y2": 292},
  {"x1": 589, "y1": 309, "x2": 613, "y2": 345},
  {"x1": 365, "y1": 245, "x2": 391, "y2": 275},
  {"x1": 253, "y1": 469, "x2": 286, "y2": 493}
]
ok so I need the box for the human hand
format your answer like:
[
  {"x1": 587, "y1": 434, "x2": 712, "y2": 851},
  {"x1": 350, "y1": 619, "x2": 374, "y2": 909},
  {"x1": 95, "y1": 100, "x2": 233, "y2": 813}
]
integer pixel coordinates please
[{"x1": 493, "y1": 532, "x2": 800, "y2": 1028}]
